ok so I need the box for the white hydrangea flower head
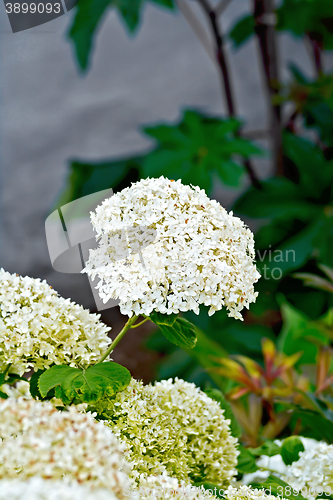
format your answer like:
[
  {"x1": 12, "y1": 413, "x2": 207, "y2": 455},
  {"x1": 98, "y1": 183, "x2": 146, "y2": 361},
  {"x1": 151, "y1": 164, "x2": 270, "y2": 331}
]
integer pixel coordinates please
[
  {"x1": 136, "y1": 473, "x2": 218, "y2": 499},
  {"x1": 98, "y1": 378, "x2": 239, "y2": 486},
  {"x1": 0, "y1": 398, "x2": 132, "y2": 497},
  {"x1": 83, "y1": 177, "x2": 260, "y2": 320},
  {"x1": 225, "y1": 485, "x2": 288, "y2": 500},
  {"x1": 0, "y1": 269, "x2": 111, "y2": 375},
  {"x1": 282, "y1": 440, "x2": 333, "y2": 499},
  {"x1": 0, "y1": 478, "x2": 119, "y2": 500}
]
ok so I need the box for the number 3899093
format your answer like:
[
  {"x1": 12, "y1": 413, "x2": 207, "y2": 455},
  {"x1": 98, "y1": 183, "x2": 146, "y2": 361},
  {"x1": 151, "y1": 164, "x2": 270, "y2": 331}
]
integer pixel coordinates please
[{"x1": 5, "y1": 2, "x2": 61, "y2": 14}]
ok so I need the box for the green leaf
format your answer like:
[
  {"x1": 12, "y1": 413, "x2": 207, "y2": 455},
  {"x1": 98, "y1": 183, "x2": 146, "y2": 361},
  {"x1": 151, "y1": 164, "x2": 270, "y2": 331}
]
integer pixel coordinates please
[
  {"x1": 0, "y1": 391, "x2": 8, "y2": 399},
  {"x1": 69, "y1": 0, "x2": 112, "y2": 70},
  {"x1": 237, "y1": 445, "x2": 258, "y2": 473},
  {"x1": 229, "y1": 15, "x2": 255, "y2": 48},
  {"x1": 150, "y1": 311, "x2": 178, "y2": 326},
  {"x1": 280, "y1": 436, "x2": 304, "y2": 465},
  {"x1": 278, "y1": 301, "x2": 329, "y2": 366},
  {"x1": 69, "y1": 0, "x2": 174, "y2": 70},
  {"x1": 259, "y1": 475, "x2": 306, "y2": 500},
  {"x1": 150, "y1": 313, "x2": 197, "y2": 349},
  {"x1": 153, "y1": 317, "x2": 197, "y2": 349},
  {"x1": 38, "y1": 362, "x2": 131, "y2": 405},
  {"x1": 143, "y1": 110, "x2": 262, "y2": 194},
  {"x1": 249, "y1": 440, "x2": 281, "y2": 458},
  {"x1": 29, "y1": 369, "x2": 56, "y2": 400},
  {"x1": 54, "y1": 157, "x2": 141, "y2": 209},
  {"x1": 277, "y1": 0, "x2": 333, "y2": 50},
  {"x1": 204, "y1": 388, "x2": 242, "y2": 438}
]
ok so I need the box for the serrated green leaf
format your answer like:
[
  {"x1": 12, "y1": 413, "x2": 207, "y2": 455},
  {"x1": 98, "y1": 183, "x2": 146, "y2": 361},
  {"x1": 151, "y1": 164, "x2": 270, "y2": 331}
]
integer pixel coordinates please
[
  {"x1": 29, "y1": 370, "x2": 54, "y2": 400},
  {"x1": 204, "y1": 388, "x2": 242, "y2": 438},
  {"x1": 151, "y1": 316, "x2": 197, "y2": 349},
  {"x1": 38, "y1": 362, "x2": 131, "y2": 405},
  {"x1": 281, "y1": 436, "x2": 304, "y2": 465}
]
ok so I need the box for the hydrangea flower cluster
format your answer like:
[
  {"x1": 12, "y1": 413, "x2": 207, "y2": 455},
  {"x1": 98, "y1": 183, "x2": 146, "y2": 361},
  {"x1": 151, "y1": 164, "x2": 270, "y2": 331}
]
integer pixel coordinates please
[
  {"x1": 0, "y1": 380, "x2": 31, "y2": 398},
  {"x1": 0, "y1": 269, "x2": 111, "y2": 375},
  {"x1": 84, "y1": 177, "x2": 260, "y2": 320},
  {"x1": 0, "y1": 398, "x2": 131, "y2": 496},
  {"x1": 225, "y1": 485, "x2": 287, "y2": 500},
  {"x1": 99, "y1": 377, "x2": 239, "y2": 486},
  {"x1": 0, "y1": 478, "x2": 118, "y2": 500},
  {"x1": 136, "y1": 473, "x2": 218, "y2": 499},
  {"x1": 282, "y1": 440, "x2": 333, "y2": 498}
]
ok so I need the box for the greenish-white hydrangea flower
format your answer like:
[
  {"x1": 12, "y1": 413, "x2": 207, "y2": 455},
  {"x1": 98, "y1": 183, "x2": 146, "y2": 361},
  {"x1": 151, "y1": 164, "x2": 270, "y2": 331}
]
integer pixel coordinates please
[
  {"x1": 98, "y1": 378, "x2": 238, "y2": 486},
  {"x1": 225, "y1": 485, "x2": 287, "y2": 500},
  {"x1": 0, "y1": 398, "x2": 132, "y2": 497},
  {"x1": 134, "y1": 473, "x2": 218, "y2": 499},
  {"x1": 0, "y1": 478, "x2": 119, "y2": 500},
  {"x1": 282, "y1": 440, "x2": 333, "y2": 499},
  {"x1": 0, "y1": 269, "x2": 111, "y2": 375},
  {"x1": 0, "y1": 380, "x2": 31, "y2": 398},
  {"x1": 84, "y1": 177, "x2": 260, "y2": 320}
]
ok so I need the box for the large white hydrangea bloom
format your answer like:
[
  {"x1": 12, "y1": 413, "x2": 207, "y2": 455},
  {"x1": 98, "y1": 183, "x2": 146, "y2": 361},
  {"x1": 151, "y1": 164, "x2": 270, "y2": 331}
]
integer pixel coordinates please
[
  {"x1": 135, "y1": 473, "x2": 218, "y2": 499},
  {"x1": 0, "y1": 398, "x2": 131, "y2": 497},
  {"x1": 282, "y1": 440, "x2": 333, "y2": 499},
  {"x1": 0, "y1": 269, "x2": 111, "y2": 375},
  {"x1": 98, "y1": 378, "x2": 239, "y2": 486},
  {"x1": 0, "y1": 478, "x2": 118, "y2": 500},
  {"x1": 83, "y1": 177, "x2": 260, "y2": 319}
]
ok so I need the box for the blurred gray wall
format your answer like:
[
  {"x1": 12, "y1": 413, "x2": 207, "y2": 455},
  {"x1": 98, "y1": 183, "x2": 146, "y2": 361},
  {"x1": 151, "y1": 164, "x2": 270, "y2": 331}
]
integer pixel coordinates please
[{"x1": 0, "y1": 0, "x2": 320, "y2": 308}]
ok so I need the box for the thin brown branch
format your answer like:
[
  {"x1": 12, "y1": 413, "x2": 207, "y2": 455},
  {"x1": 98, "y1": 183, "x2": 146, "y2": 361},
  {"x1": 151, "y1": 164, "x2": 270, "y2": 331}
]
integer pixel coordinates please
[
  {"x1": 196, "y1": 0, "x2": 235, "y2": 115},
  {"x1": 254, "y1": 0, "x2": 284, "y2": 176},
  {"x1": 196, "y1": 0, "x2": 261, "y2": 189},
  {"x1": 306, "y1": 35, "x2": 323, "y2": 76}
]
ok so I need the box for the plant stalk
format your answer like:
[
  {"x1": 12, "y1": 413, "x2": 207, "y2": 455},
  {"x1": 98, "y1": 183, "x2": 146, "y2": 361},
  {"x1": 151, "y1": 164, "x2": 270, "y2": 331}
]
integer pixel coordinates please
[
  {"x1": 253, "y1": 0, "x2": 284, "y2": 176},
  {"x1": 98, "y1": 315, "x2": 138, "y2": 363},
  {"x1": 197, "y1": 0, "x2": 261, "y2": 189}
]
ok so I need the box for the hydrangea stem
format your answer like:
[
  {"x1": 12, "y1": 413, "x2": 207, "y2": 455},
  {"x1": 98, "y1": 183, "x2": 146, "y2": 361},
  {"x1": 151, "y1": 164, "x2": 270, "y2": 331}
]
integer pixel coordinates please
[{"x1": 98, "y1": 315, "x2": 139, "y2": 363}]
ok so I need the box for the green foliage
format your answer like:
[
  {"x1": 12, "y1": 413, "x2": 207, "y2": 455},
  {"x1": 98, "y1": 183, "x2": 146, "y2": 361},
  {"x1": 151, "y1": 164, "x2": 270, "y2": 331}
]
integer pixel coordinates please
[
  {"x1": 150, "y1": 312, "x2": 197, "y2": 349},
  {"x1": 278, "y1": 301, "x2": 329, "y2": 366},
  {"x1": 237, "y1": 445, "x2": 258, "y2": 473},
  {"x1": 38, "y1": 362, "x2": 131, "y2": 405},
  {"x1": 204, "y1": 388, "x2": 242, "y2": 438},
  {"x1": 277, "y1": 0, "x2": 333, "y2": 49},
  {"x1": 55, "y1": 157, "x2": 141, "y2": 209},
  {"x1": 143, "y1": 110, "x2": 263, "y2": 193},
  {"x1": 230, "y1": 0, "x2": 333, "y2": 53},
  {"x1": 280, "y1": 436, "x2": 304, "y2": 465},
  {"x1": 257, "y1": 475, "x2": 306, "y2": 500},
  {"x1": 69, "y1": 0, "x2": 174, "y2": 70},
  {"x1": 278, "y1": 67, "x2": 333, "y2": 146},
  {"x1": 237, "y1": 441, "x2": 282, "y2": 474},
  {"x1": 229, "y1": 15, "x2": 255, "y2": 48}
]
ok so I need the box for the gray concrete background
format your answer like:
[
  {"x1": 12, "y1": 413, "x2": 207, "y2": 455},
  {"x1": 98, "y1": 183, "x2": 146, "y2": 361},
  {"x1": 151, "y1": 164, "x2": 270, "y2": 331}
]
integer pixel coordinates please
[{"x1": 0, "y1": 0, "x2": 322, "y2": 309}]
